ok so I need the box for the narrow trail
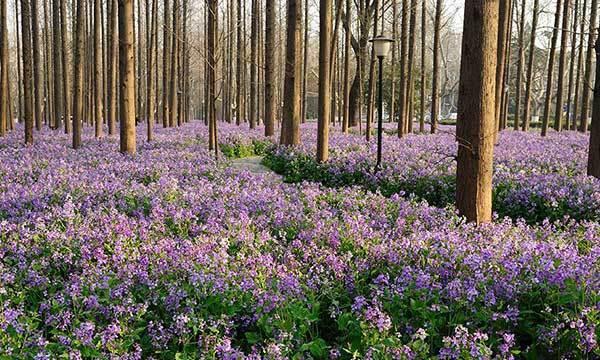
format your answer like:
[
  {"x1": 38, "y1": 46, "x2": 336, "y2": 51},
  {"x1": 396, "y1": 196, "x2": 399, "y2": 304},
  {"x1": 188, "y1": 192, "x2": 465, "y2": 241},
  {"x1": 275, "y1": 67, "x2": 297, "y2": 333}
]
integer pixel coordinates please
[{"x1": 229, "y1": 156, "x2": 282, "y2": 181}]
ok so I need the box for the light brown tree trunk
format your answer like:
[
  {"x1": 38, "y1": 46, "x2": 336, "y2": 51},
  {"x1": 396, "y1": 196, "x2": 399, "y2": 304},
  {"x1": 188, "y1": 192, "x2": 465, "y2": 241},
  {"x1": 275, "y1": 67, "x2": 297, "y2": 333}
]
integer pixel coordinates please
[
  {"x1": 301, "y1": 0, "x2": 308, "y2": 123},
  {"x1": 119, "y1": 0, "x2": 136, "y2": 154},
  {"x1": 235, "y1": 0, "x2": 243, "y2": 125},
  {"x1": 554, "y1": 0, "x2": 571, "y2": 131},
  {"x1": 522, "y1": 0, "x2": 539, "y2": 131},
  {"x1": 317, "y1": 0, "x2": 332, "y2": 162},
  {"x1": 264, "y1": 0, "x2": 275, "y2": 136},
  {"x1": 541, "y1": 0, "x2": 562, "y2": 136},
  {"x1": 207, "y1": 0, "x2": 218, "y2": 154},
  {"x1": 456, "y1": 0, "x2": 498, "y2": 224},
  {"x1": 21, "y1": 0, "x2": 34, "y2": 144},
  {"x1": 431, "y1": 0, "x2": 442, "y2": 133},
  {"x1": 566, "y1": 0, "x2": 578, "y2": 129},
  {"x1": 60, "y1": 0, "x2": 71, "y2": 134},
  {"x1": 580, "y1": 0, "x2": 597, "y2": 132},
  {"x1": 514, "y1": 0, "x2": 526, "y2": 130},
  {"x1": 573, "y1": 0, "x2": 586, "y2": 130},
  {"x1": 249, "y1": 0, "x2": 258, "y2": 128},
  {"x1": 162, "y1": 0, "x2": 170, "y2": 127},
  {"x1": 494, "y1": 0, "x2": 510, "y2": 134},
  {"x1": 107, "y1": 0, "x2": 118, "y2": 135},
  {"x1": 280, "y1": 0, "x2": 302, "y2": 145},
  {"x1": 146, "y1": 0, "x2": 156, "y2": 141},
  {"x1": 365, "y1": 0, "x2": 378, "y2": 141},
  {"x1": 31, "y1": 0, "x2": 42, "y2": 130},
  {"x1": 397, "y1": 0, "x2": 408, "y2": 136},
  {"x1": 51, "y1": 0, "x2": 63, "y2": 131},
  {"x1": 587, "y1": 37, "x2": 600, "y2": 177},
  {"x1": 419, "y1": 0, "x2": 426, "y2": 132},
  {"x1": 0, "y1": 0, "x2": 7, "y2": 136},
  {"x1": 168, "y1": 0, "x2": 178, "y2": 127},
  {"x1": 406, "y1": 0, "x2": 417, "y2": 133},
  {"x1": 342, "y1": 0, "x2": 350, "y2": 133},
  {"x1": 72, "y1": 0, "x2": 85, "y2": 149},
  {"x1": 94, "y1": 0, "x2": 103, "y2": 138}
]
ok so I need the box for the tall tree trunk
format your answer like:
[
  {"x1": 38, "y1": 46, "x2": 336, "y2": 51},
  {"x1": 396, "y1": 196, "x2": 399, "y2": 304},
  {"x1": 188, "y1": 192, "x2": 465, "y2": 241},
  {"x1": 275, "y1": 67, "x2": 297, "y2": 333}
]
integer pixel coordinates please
[
  {"x1": 168, "y1": 0, "x2": 178, "y2": 127},
  {"x1": 249, "y1": 0, "x2": 258, "y2": 128},
  {"x1": 301, "y1": 0, "x2": 308, "y2": 123},
  {"x1": 235, "y1": 0, "x2": 243, "y2": 125},
  {"x1": 406, "y1": 0, "x2": 417, "y2": 133},
  {"x1": 317, "y1": 0, "x2": 332, "y2": 162},
  {"x1": 94, "y1": 0, "x2": 104, "y2": 138},
  {"x1": 397, "y1": 0, "x2": 408, "y2": 136},
  {"x1": 21, "y1": 0, "x2": 34, "y2": 144},
  {"x1": 494, "y1": 0, "x2": 510, "y2": 134},
  {"x1": 365, "y1": 0, "x2": 378, "y2": 141},
  {"x1": 107, "y1": 0, "x2": 118, "y2": 135},
  {"x1": 431, "y1": 0, "x2": 442, "y2": 133},
  {"x1": 264, "y1": 0, "x2": 276, "y2": 136},
  {"x1": 541, "y1": 0, "x2": 562, "y2": 136},
  {"x1": 31, "y1": 0, "x2": 42, "y2": 130},
  {"x1": 522, "y1": 0, "x2": 539, "y2": 131},
  {"x1": 51, "y1": 0, "x2": 63, "y2": 131},
  {"x1": 119, "y1": 0, "x2": 136, "y2": 153},
  {"x1": 456, "y1": 0, "x2": 498, "y2": 224},
  {"x1": 419, "y1": 0, "x2": 426, "y2": 132},
  {"x1": 580, "y1": 0, "x2": 597, "y2": 132},
  {"x1": 207, "y1": 0, "x2": 218, "y2": 154},
  {"x1": 573, "y1": 0, "x2": 587, "y2": 130},
  {"x1": 146, "y1": 0, "x2": 156, "y2": 141},
  {"x1": 280, "y1": 0, "x2": 302, "y2": 145},
  {"x1": 342, "y1": 0, "x2": 350, "y2": 133},
  {"x1": 72, "y1": 0, "x2": 85, "y2": 149},
  {"x1": 514, "y1": 0, "x2": 526, "y2": 130},
  {"x1": 60, "y1": 0, "x2": 71, "y2": 133},
  {"x1": 162, "y1": 0, "x2": 170, "y2": 127},
  {"x1": 587, "y1": 37, "x2": 600, "y2": 177},
  {"x1": 566, "y1": 0, "x2": 578, "y2": 129},
  {"x1": 554, "y1": 0, "x2": 571, "y2": 131},
  {"x1": 0, "y1": 0, "x2": 7, "y2": 136}
]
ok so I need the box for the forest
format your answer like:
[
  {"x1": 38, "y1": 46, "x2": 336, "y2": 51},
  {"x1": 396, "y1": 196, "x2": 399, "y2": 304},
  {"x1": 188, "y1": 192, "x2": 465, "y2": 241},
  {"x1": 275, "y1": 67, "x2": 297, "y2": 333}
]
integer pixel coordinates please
[{"x1": 0, "y1": 0, "x2": 599, "y2": 357}]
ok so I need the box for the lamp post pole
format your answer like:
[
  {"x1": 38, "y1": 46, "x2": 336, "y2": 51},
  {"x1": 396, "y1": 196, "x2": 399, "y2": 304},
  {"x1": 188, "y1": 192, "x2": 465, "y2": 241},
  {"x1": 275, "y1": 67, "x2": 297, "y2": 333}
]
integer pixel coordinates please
[{"x1": 376, "y1": 55, "x2": 384, "y2": 171}]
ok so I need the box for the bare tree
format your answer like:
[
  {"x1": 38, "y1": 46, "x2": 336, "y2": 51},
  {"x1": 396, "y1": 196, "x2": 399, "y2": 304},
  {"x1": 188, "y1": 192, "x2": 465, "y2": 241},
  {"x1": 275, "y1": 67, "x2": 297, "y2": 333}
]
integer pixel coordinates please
[
  {"x1": 146, "y1": 0, "x2": 157, "y2": 141},
  {"x1": 554, "y1": 0, "x2": 571, "y2": 131},
  {"x1": 317, "y1": 0, "x2": 332, "y2": 162},
  {"x1": 0, "y1": 0, "x2": 7, "y2": 136},
  {"x1": 541, "y1": 0, "x2": 562, "y2": 136},
  {"x1": 572, "y1": 0, "x2": 587, "y2": 130},
  {"x1": 108, "y1": 0, "x2": 118, "y2": 135},
  {"x1": 522, "y1": 0, "x2": 539, "y2": 130},
  {"x1": 280, "y1": 0, "x2": 302, "y2": 145},
  {"x1": 94, "y1": 0, "x2": 104, "y2": 138},
  {"x1": 419, "y1": 0, "x2": 426, "y2": 132},
  {"x1": 264, "y1": 0, "x2": 276, "y2": 136},
  {"x1": 431, "y1": 0, "x2": 443, "y2": 133},
  {"x1": 31, "y1": 0, "x2": 42, "y2": 130},
  {"x1": 588, "y1": 37, "x2": 600, "y2": 177},
  {"x1": 456, "y1": 0, "x2": 498, "y2": 224},
  {"x1": 119, "y1": 0, "x2": 136, "y2": 154},
  {"x1": 72, "y1": 0, "x2": 85, "y2": 149},
  {"x1": 580, "y1": 0, "x2": 597, "y2": 132},
  {"x1": 514, "y1": 0, "x2": 526, "y2": 130}
]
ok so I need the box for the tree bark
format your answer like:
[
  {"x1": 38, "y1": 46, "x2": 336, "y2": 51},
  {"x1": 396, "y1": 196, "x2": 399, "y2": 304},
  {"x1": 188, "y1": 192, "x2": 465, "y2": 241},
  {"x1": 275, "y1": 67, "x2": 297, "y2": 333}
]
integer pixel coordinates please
[
  {"x1": 494, "y1": 0, "x2": 510, "y2": 134},
  {"x1": 207, "y1": 0, "x2": 218, "y2": 155},
  {"x1": 554, "y1": 0, "x2": 571, "y2": 131},
  {"x1": 280, "y1": 0, "x2": 302, "y2": 145},
  {"x1": 264, "y1": 0, "x2": 276, "y2": 136},
  {"x1": 580, "y1": 0, "x2": 597, "y2": 132},
  {"x1": 72, "y1": 0, "x2": 85, "y2": 149},
  {"x1": 168, "y1": 0, "x2": 178, "y2": 127},
  {"x1": 317, "y1": 0, "x2": 332, "y2": 162},
  {"x1": 146, "y1": 0, "x2": 157, "y2": 141},
  {"x1": 419, "y1": 0, "x2": 426, "y2": 132},
  {"x1": 162, "y1": 0, "x2": 170, "y2": 127},
  {"x1": 60, "y1": 0, "x2": 71, "y2": 134},
  {"x1": 456, "y1": 0, "x2": 498, "y2": 224},
  {"x1": 566, "y1": 0, "x2": 578, "y2": 129},
  {"x1": 21, "y1": 0, "x2": 34, "y2": 144},
  {"x1": 119, "y1": 0, "x2": 136, "y2": 154},
  {"x1": 31, "y1": 0, "x2": 43, "y2": 130},
  {"x1": 541, "y1": 0, "x2": 562, "y2": 136},
  {"x1": 0, "y1": 0, "x2": 7, "y2": 136},
  {"x1": 94, "y1": 0, "x2": 104, "y2": 138},
  {"x1": 249, "y1": 0, "x2": 258, "y2": 128},
  {"x1": 431, "y1": 0, "x2": 443, "y2": 133},
  {"x1": 522, "y1": 0, "x2": 539, "y2": 131},
  {"x1": 573, "y1": 0, "x2": 587, "y2": 130},
  {"x1": 514, "y1": 0, "x2": 526, "y2": 130},
  {"x1": 587, "y1": 37, "x2": 600, "y2": 177},
  {"x1": 107, "y1": 0, "x2": 118, "y2": 135}
]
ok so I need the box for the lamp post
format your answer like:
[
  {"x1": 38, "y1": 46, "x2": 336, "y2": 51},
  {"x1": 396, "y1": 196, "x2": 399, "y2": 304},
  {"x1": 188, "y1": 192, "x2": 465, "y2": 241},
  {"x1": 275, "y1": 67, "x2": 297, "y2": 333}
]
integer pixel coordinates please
[{"x1": 369, "y1": 35, "x2": 394, "y2": 172}]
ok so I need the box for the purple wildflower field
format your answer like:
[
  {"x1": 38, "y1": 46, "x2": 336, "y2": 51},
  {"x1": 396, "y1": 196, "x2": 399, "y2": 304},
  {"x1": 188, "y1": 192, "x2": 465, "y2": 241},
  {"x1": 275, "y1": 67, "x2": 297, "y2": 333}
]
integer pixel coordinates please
[{"x1": 0, "y1": 122, "x2": 598, "y2": 359}]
